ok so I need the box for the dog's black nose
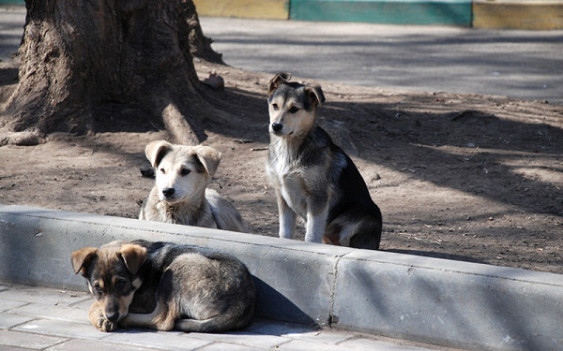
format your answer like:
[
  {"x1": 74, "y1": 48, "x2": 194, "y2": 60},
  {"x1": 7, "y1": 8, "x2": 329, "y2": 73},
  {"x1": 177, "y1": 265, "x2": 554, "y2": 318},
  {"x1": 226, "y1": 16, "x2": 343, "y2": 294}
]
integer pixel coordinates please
[
  {"x1": 105, "y1": 311, "x2": 119, "y2": 322},
  {"x1": 271, "y1": 123, "x2": 283, "y2": 132},
  {"x1": 162, "y1": 188, "x2": 175, "y2": 198}
]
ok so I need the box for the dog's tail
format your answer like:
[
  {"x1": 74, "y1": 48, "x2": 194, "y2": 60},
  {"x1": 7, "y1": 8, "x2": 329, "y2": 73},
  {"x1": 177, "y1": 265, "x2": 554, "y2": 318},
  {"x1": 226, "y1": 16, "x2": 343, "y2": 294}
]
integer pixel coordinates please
[{"x1": 174, "y1": 304, "x2": 254, "y2": 333}]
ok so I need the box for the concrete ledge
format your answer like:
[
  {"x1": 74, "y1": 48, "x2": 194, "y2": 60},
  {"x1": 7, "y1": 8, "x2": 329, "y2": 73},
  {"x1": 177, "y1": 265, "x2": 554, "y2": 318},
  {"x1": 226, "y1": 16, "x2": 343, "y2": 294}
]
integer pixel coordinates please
[
  {"x1": 473, "y1": 0, "x2": 563, "y2": 30},
  {"x1": 1, "y1": 204, "x2": 562, "y2": 351}
]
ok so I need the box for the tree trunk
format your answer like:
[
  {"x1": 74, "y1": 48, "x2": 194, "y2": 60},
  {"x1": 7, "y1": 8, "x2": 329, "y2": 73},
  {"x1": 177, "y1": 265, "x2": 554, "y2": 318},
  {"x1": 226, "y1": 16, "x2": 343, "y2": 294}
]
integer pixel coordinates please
[{"x1": 0, "y1": 0, "x2": 222, "y2": 146}]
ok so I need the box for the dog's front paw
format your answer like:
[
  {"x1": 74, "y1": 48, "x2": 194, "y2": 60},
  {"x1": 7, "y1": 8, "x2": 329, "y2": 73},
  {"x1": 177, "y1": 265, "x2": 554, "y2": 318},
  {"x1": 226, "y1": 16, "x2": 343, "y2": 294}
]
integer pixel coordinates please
[{"x1": 95, "y1": 318, "x2": 117, "y2": 332}]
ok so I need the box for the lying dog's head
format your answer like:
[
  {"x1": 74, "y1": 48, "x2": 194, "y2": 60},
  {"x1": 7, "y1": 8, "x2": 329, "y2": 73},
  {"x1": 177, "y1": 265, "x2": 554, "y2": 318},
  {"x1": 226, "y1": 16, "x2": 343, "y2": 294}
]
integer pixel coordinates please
[
  {"x1": 267, "y1": 73, "x2": 325, "y2": 138},
  {"x1": 144, "y1": 140, "x2": 221, "y2": 204},
  {"x1": 71, "y1": 241, "x2": 146, "y2": 323}
]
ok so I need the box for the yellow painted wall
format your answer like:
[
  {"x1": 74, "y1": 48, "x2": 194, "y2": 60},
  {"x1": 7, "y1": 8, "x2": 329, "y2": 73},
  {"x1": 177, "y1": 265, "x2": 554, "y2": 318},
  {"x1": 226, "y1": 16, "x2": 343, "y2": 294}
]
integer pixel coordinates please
[
  {"x1": 473, "y1": 0, "x2": 563, "y2": 30},
  {"x1": 193, "y1": 0, "x2": 289, "y2": 20}
]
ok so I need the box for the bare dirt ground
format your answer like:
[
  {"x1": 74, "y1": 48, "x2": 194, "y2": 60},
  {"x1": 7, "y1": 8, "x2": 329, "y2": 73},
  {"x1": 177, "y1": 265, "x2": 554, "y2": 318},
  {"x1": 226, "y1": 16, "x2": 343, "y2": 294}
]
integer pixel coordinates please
[{"x1": 1, "y1": 59, "x2": 561, "y2": 274}]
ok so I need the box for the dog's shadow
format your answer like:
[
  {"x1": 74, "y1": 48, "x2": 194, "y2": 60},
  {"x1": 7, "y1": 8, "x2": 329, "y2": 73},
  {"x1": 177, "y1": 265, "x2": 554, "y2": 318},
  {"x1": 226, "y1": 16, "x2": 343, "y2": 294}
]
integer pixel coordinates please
[{"x1": 252, "y1": 276, "x2": 316, "y2": 326}]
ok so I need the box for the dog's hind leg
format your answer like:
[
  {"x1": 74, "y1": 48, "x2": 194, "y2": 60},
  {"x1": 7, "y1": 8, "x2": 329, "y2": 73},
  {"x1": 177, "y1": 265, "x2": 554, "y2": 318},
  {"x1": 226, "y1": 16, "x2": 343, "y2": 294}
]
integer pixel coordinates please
[
  {"x1": 175, "y1": 318, "x2": 223, "y2": 333},
  {"x1": 349, "y1": 220, "x2": 382, "y2": 250},
  {"x1": 174, "y1": 313, "x2": 251, "y2": 333}
]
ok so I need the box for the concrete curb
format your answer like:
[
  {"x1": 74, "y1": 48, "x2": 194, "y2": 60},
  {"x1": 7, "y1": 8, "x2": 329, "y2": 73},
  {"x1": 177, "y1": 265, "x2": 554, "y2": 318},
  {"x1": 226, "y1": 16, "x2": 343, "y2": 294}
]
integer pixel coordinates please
[{"x1": 1, "y1": 204, "x2": 562, "y2": 351}]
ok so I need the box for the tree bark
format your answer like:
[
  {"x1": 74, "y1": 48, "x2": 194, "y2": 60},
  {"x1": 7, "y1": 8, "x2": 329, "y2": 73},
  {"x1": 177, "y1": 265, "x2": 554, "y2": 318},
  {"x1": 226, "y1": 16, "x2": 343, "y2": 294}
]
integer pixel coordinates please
[{"x1": 0, "y1": 0, "x2": 222, "y2": 146}]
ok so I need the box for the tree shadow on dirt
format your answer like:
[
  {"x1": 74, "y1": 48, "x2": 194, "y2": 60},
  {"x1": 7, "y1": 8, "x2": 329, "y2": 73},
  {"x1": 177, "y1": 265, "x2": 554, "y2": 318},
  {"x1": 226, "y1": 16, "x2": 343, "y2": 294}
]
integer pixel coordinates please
[
  {"x1": 25, "y1": 79, "x2": 560, "y2": 229},
  {"x1": 1, "y1": 69, "x2": 560, "y2": 271},
  {"x1": 202, "y1": 84, "x2": 562, "y2": 219}
]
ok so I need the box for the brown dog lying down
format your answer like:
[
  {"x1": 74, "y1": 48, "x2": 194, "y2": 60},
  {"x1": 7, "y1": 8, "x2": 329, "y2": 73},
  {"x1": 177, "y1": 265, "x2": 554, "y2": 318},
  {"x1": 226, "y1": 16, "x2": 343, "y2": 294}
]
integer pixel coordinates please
[{"x1": 71, "y1": 240, "x2": 256, "y2": 333}]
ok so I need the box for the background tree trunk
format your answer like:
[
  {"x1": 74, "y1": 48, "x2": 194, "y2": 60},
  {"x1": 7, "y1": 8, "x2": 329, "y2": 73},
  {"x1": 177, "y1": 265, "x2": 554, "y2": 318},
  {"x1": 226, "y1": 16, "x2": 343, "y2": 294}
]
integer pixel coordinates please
[{"x1": 0, "y1": 0, "x2": 222, "y2": 146}]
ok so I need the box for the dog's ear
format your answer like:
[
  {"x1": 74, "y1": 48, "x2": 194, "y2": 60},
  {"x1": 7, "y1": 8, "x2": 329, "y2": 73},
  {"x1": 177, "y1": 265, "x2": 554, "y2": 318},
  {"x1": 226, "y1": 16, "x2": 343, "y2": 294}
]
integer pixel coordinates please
[
  {"x1": 194, "y1": 145, "x2": 222, "y2": 177},
  {"x1": 267, "y1": 72, "x2": 292, "y2": 96},
  {"x1": 119, "y1": 244, "x2": 147, "y2": 275},
  {"x1": 145, "y1": 140, "x2": 173, "y2": 169},
  {"x1": 71, "y1": 247, "x2": 98, "y2": 276},
  {"x1": 304, "y1": 85, "x2": 325, "y2": 107}
]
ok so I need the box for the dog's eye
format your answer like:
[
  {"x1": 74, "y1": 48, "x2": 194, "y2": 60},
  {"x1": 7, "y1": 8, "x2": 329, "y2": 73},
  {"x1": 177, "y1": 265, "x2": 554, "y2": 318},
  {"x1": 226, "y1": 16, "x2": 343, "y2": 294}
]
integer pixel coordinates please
[
  {"x1": 288, "y1": 106, "x2": 299, "y2": 114},
  {"x1": 180, "y1": 168, "x2": 191, "y2": 176},
  {"x1": 115, "y1": 280, "x2": 130, "y2": 293},
  {"x1": 93, "y1": 283, "x2": 103, "y2": 295},
  {"x1": 272, "y1": 103, "x2": 279, "y2": 111},
  {"x1": 159, "y1": 168, "x2": 166, "y2": 174}
]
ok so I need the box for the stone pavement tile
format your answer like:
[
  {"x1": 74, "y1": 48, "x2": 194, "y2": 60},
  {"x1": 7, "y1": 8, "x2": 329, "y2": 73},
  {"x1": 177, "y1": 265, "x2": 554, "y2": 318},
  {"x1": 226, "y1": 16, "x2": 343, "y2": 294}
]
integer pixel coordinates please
[
  {"x1": 0, "y1": 330, "x2": 67, "y2": 350},
  {"x1": 45, "y1": 339, "x2": 162, "y2": 351},
  {"x1": 277, "y1": 334, "x2": 453, "y2": 351},
  {"x1": 68, "y1": 297, "x2": 93, "y2": 310},
  {"x1": 245, "y1": 318, "x2": 319, "y2": 335},
  {"x1": 0, "y1": 345, "x2": 35, "y2": 351},
  {"x1": 249, "y1": 320, "x2": 354, "y2": 345},
  {"x1": 8, "y1": 302, "x2": 89, "y2": 324},
  {"x1": 190, "y1": 330, "x2": 289, "y2": 349},
  {"x1": 277, "y1": 338, "x2": 357, "y2": 351},
  {"x1": 340, "y1": 337, "x2": 436, "y2": 351},
  {"x1": 103, "y1": 330, "x2": 212, "y2": 351},
  {"x1": 280, "y1": 328, "x2": 354, "y2": 344},
  {"x1": 340, "y1": 335, "x2": 464, "y2": 351},
  {"x1": 13, "y1": 319, "x2": 106, "y2": 340},
  {"x1": 199, "y1": 342, "x2": 270, "y2": 351},
  {"x1": 0, "y1": 312, "x2": 33, "y2": 329},
  {"x1": 0, "y1": 286, "x2": 90, "y2": 306},
  {"x1": 0, "y1": 299, "x2": 28, "y2": 312}
]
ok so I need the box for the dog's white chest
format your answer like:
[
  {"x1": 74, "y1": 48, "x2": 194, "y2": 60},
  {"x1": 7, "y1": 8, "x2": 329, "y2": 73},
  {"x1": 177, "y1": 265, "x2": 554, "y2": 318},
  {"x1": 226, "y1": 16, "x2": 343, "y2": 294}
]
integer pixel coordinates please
[
  {"x1": 280, "y1": 172, "x2": 308, "y2": 216},
  {"x1": 268, "y1": 161, "x2": 307, "y2": 217}
]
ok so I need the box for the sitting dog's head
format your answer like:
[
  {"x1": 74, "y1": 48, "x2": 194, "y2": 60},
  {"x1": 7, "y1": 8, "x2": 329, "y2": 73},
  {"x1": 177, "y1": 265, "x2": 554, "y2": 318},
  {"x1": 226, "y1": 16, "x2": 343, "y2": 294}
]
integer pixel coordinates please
[
  {"x1": 145, "y1": 140, "x2": 221, "y2": 204},
  {"x1": 267, "y1": 73, "x2": 325, "y2": 138},
  {"x1": 71, "y1": 241, "x2": 146, "y2": 323}
]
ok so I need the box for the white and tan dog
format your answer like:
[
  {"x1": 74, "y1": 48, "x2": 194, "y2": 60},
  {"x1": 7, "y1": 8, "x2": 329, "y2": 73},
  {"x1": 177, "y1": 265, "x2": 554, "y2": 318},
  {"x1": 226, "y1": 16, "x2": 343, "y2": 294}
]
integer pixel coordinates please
[{"x1": 139, "y1": 140, "x2": 246, "y2": 232}]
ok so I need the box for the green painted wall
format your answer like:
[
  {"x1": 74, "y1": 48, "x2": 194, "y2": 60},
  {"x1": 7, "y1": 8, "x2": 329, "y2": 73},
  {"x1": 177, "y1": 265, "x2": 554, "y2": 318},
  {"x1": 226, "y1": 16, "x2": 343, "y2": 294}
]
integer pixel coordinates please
[{"x1": 290, "y1": 0, "x2": 473, "y2": 26}]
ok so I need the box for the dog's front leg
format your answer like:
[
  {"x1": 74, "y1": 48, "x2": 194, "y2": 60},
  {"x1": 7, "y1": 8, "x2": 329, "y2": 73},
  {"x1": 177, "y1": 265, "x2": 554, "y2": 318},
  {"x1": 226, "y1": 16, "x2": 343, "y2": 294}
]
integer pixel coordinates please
[
  {"x1": 277, "y1": 194, "x2": 296, "y2": 239},
  {"x1": 305, "y1": 207, "x2": 328, "y2": 243},
  {"x1": 88, "y1": 302, "x2": 117, "y2": 332},
  {"x1": 305, "y1": 189, "x2": 329, "y2": 243}
]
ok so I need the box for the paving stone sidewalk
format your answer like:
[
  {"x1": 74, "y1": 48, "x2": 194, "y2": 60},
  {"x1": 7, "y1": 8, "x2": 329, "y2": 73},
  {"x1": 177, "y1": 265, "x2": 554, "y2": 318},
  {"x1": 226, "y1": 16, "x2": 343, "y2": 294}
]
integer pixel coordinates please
[{"x1": 0, "y1": 283, "x2": 464, "y2": 351}]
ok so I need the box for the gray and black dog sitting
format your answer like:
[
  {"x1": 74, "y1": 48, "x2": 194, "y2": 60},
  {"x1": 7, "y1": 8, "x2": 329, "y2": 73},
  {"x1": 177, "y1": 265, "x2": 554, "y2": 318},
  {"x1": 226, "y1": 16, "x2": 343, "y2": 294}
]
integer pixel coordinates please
[
  {"x1": 71, "y1": 240, "x2": 256, "y2": 333},
  {"x1": 266, "y1": 73, "x2": 382, "y2": 250}
]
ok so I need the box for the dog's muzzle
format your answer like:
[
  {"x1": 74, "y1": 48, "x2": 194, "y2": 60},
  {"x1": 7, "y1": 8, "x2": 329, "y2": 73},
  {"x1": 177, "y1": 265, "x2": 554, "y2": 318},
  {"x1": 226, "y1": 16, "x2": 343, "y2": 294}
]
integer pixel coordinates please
[
  {"x1": 105, "y1": 311, "x2": 120, "y2": 322},
  {"x1": 162, "y1": 187, "x2": 175, "y2": 199},
  {"x1": 271, "y1": 123, "x2": 283, "y2": 133},
  {"x1": 271, "y1": 123, "x2": 292, "y2": 136}
]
